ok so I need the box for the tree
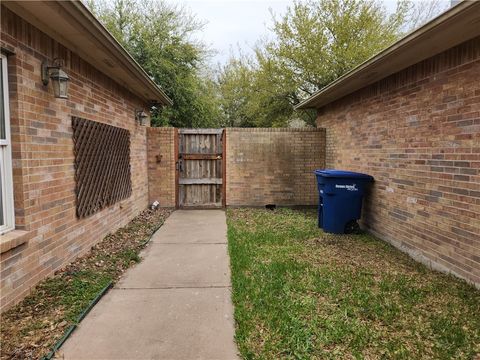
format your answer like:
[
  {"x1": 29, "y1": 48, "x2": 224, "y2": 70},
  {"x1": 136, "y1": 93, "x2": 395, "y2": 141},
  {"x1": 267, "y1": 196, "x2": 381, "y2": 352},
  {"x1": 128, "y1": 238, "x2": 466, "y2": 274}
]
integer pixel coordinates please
[
  {"x1": 268, "y1": 0, "x2": 410, "y2": 98},
  {"x1": 404, "y1": 0, "x2": 449, "y2": 32},
  {"x1": 87, "y1": 0, "x2": 221, "y2": 128},
  {"x1": 216, "y1": 55, "x2": 258, "y2": 127},
  {"x1": 216, "y1": 0, "x2": 444, "y2": 128},
  {"x1": 88, "y1": 0, "x2": 449, "y2": 128}
]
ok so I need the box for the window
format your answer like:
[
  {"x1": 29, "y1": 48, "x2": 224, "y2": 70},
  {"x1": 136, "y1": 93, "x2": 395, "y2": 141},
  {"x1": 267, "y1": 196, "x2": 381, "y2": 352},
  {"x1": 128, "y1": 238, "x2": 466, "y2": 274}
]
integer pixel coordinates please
[{"x1": 0, "y1": 53, "x2": 14, "y2": 234}]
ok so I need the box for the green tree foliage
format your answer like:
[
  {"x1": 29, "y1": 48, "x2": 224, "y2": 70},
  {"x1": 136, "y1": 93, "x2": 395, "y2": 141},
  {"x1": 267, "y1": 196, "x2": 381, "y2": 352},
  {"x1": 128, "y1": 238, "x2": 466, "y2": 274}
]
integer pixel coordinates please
[
  {"x1": 217, "y1": 0, "x2": 444, "y2": 128},
  {"x1": 216, "y1": 56, "x2": 259, "y2": 127},
  {"x1": 87, "y1": 0, "x2": 221, "y2": 128}
]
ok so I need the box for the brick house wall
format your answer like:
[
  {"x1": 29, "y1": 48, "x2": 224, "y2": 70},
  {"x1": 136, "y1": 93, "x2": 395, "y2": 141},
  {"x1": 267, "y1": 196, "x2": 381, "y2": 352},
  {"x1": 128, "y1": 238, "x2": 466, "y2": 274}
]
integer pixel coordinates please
[
  {"x1": 226, "y1": 128, "x2": 326, "y2": 207},
  {"x1": 147, "y1": 127, "x2": 177, "y2": 207},
  {"x1": 0, "y1": 7, "x2": 152, "y2": 311},
  {"x1": 316, "y1": 37, "x2": 480, "y2": 286}
]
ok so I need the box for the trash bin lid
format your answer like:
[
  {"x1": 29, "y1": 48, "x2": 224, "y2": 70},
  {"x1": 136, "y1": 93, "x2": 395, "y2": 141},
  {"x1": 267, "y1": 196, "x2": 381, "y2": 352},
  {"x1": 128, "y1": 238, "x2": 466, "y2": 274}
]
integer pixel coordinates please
[{"x1": 314, "y1": 169, "x2": 373, "y2": 180}]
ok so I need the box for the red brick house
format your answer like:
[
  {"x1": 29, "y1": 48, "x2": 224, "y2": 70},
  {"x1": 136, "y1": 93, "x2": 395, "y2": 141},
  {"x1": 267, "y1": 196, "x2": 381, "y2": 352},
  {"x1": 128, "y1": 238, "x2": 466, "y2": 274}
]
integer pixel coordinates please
[
  {"x1": 297, "y1": 2, "x2": 480, "y2": 286},
  {"x1": 0, "y1": 1, "x2": 171, "y2": 311}
]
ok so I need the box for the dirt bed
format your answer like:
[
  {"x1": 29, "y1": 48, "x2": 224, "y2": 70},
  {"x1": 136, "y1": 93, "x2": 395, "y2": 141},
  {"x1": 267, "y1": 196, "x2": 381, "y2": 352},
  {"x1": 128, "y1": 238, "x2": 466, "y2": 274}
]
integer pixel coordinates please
[{"x1": 0, "y1": 208, "x2": 172, "y2": 360}]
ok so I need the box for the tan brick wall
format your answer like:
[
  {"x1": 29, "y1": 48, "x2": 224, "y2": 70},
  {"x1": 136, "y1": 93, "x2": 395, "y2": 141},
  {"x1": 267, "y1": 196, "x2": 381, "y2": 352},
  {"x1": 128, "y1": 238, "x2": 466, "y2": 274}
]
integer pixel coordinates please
[
  {"x1": 147, "y1": 127, "x2": 177, "y2": 207},
  {"x1": 1, "y1": 7, "x2": 151, "y2": 311},
  {"x1": 226, "y1": 128, "x2": 326, "y2": 207},
  {"x1": 317, "y1": 37, "x2": 480, "y2": 286}
]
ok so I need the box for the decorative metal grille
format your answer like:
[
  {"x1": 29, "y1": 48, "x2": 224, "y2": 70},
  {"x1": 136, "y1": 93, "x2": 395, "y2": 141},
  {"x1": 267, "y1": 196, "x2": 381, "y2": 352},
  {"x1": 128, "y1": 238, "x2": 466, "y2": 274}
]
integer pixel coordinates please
[{"x1": 72, "y1": 117, "x2": 132, "y2": 218}]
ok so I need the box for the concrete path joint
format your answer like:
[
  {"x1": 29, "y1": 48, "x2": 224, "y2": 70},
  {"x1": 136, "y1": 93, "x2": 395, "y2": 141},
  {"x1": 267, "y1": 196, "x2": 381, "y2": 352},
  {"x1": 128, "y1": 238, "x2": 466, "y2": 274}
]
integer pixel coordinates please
[{"x1": 60, "y1": 210, "x2": 239, "y2": 360}]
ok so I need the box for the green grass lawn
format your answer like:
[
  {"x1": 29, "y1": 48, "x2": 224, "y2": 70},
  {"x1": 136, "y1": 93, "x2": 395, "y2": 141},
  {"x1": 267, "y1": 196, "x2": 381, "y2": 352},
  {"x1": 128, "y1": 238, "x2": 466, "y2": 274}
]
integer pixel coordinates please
[{"x1": 227, "y1": 208, "x2": 480, "y2": 360}]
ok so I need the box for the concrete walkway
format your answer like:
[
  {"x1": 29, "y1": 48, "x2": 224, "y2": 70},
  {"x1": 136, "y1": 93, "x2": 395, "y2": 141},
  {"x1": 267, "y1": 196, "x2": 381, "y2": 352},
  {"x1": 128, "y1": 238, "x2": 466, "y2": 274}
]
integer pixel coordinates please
[{"x1": 60, "y1": 210, "x2": 238, "y2": 360}]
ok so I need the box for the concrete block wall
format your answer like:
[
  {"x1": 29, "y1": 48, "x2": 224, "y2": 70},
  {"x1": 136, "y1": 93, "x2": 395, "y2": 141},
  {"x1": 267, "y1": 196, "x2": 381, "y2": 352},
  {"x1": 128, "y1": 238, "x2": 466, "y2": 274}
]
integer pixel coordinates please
[
  {"x1": 147, "y1": 127, "x2": 177, "y2": 207},
  {"x1": 317, "y1": 37, "x2": 480, "y2": 286},
  {"x1": 0, "y1": 7, "x2": 151, "y2": 311},
  {"x1": 226, "y1": 128, "x2": 326, "y2": 207}
]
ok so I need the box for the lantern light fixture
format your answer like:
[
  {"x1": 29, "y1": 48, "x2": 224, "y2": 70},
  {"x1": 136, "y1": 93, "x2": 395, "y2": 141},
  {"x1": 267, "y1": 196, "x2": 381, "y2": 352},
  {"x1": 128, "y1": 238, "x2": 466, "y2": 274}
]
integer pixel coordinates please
[
  {"x1": 42, "y1": 59, "x2": 69, "y2": 99},
  {"x1": 135, "y1": 109, "x2": 149, "y2": 126}
]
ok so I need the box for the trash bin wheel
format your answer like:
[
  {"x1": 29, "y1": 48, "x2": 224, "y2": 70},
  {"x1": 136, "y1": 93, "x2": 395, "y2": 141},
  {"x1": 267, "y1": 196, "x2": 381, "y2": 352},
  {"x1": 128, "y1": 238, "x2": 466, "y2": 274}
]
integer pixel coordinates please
[{"x1": 344, "y1": 220, "x2": 360, "y2": 234}]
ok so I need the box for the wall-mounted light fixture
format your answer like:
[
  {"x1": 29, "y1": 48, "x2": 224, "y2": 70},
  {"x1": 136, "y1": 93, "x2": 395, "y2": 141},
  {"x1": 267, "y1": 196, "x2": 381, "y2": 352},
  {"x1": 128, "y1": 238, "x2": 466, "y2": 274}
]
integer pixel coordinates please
[
  {"x1": 42, "y1": 59, "x2": 69, "y2": 99},
  {"x1": 135, "y1": 109, "x2": 149, "y2": 126}
]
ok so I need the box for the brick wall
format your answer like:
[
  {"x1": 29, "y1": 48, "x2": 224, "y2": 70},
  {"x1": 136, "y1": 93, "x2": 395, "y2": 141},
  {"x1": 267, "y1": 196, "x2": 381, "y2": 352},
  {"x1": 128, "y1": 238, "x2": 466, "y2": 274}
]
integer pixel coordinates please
[
  {"x1": 226, "y1": 128, "x2": 326, "y2": 207},
  {"x1": 0, "y1": 7, "x2": 151, "y2": 311},
  {"x1": 317, "y1": 37, "x2": 480, "y2": 286},
  {"x1": 147, "y1": 127, "x2": 177, "y2": 207}
]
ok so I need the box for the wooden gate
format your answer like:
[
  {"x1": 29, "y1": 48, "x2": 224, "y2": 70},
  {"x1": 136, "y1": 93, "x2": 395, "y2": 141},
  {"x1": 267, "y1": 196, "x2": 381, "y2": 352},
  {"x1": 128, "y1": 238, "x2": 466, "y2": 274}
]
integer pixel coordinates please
[{"x1": 177, "y1": 129, "x2": 225, "y2": 208}]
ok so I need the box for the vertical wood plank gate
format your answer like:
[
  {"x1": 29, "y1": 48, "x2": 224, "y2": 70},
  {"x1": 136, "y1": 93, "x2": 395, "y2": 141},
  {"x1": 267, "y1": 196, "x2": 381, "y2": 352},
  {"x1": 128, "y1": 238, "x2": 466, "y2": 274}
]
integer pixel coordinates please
[{"x1": 177, "y1": 129, "x2": 226, "y2": 208}]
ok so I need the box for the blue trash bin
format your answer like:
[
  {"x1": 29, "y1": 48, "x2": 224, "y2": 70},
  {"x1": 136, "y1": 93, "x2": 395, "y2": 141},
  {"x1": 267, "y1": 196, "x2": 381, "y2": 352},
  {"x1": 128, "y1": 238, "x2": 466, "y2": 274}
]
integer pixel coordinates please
[{"x1": 314, "y1": 169, "x2": 374, "y2": 234}]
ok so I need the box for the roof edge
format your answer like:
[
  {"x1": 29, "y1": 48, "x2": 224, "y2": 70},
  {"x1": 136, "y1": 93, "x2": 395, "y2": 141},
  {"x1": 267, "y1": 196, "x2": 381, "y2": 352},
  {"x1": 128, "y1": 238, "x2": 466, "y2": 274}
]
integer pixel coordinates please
[
  {"x1": 295, "y1": 1, "x2": 480, "y2": 110},
  {"x1": 67, "y1": 2, "x2": 173, "y2": 106},
  {"x1": 2, "y1": 1, "x2": 172, "y2": 106}
]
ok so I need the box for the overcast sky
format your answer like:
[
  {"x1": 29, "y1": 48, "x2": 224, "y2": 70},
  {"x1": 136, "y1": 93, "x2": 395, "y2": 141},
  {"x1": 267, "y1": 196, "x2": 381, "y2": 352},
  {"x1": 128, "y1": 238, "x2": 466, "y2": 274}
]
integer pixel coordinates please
[
  {"x1": 171, "y1": 0, "x2": 291, "y2": 65},
  {"x1": 166, "y1": 0, "x2": 450, "y2": 65}
]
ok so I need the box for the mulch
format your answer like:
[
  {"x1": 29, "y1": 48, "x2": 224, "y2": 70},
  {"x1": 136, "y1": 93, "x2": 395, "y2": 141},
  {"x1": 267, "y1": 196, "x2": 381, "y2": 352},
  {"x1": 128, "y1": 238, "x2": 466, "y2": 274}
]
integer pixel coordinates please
[{"x1": 0, "y1": 208, "x2": 172, "y2": 360}]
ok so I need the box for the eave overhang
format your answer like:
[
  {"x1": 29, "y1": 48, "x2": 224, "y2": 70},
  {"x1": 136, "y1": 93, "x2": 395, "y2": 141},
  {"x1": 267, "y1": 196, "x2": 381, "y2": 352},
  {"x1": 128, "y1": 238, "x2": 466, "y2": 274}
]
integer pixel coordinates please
[
  {"x1": 296, "y1": 1, "x2": 480, "y2": 110},
  {"x1": 2, "y1": 1, "x2": 173, "y2": 106}
]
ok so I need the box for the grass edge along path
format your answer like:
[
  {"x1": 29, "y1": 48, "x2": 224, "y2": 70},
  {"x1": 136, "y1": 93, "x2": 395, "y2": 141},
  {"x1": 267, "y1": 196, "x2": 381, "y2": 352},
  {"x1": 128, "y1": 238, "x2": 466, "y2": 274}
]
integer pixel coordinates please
[
  {"x1": 227, "y1": 208, "x2": 480, "y2": 360},
  {"x1": 0, "y1": 208, "x2": 172, "y2": 360}
]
